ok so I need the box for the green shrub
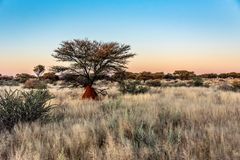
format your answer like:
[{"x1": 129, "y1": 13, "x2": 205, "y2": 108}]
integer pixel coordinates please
[
  {"x1": 24, "y1": 79, "x2": 47, "y2": 89},
  {"x1": 0, "y1": 89, "x2": 54, "y2": 131},
  {"x1": 146, "y1": 80, "x2": 162, "y2": 87},
  {"x1": 192, "y1": 77, "x2": 204, "y2": 87},
  {"x1": 119, "y1": 80, "x2": 149, "y2": 94}
]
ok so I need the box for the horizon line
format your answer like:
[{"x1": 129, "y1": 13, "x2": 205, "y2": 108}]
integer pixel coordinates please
[{"x1": 2, "y1": 70, "x2": 240, "y2": 77}]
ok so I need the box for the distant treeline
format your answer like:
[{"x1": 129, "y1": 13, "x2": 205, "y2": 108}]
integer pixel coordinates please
[
  {"x1": 1, "y1": 70, "x2": 240, "y2": 83},
  {"x1": 0, "y1": 72, "x2": 58, "y2": 83},
  {"x1": 112, "y1": 71, "x2": 240, "y2": 81}
]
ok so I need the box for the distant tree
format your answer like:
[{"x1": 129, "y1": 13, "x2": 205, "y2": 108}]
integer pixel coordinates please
[
  {"x1": 200, "y1": 73, "x2": 218, "y2": 79},
  {"x1": 163, "y1": 73, "x2": 176, "y2": 80},
  {"x1": 227, "y1": 72, "x2": 240, "y2": 78},
  {"x1": 112, "y1": 71, "x2": 138, "y2": 82},
  {"x1": 125, "y1": 72, "x2": 138, "y2": 80},
  {"x1": 152, "y1": 72, "x2": 164, "y2": 80},
  {"x1": 33, "y1": 65, "x2": 45, "y2": 79},
  {"x1": 218, "y1": 73, "x2": 228, "y2": 79},
  {"x1": 173, "y1": 70, "x2": 196, "y2": 80},
  {"x1": 137, "y1": 72, "x2": 153, "y2": 82},
  {"x1": 0, "y1": 75, "x2": 14, "y2": 81},
  {"x1": 217, "y1": 72, "x2": 240, "y2": 79},
  {"x1": 52, "y1": 39, "x2": 135, "y2": 99}
]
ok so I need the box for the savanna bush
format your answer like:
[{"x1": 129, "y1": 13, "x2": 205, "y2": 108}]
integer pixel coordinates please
[
  {"x1": 42, "y1": 72, "x2": 59, "y2": 83},
  {"x1": 0, "y1": 89, "x2": 54, "y2": 131},
  {"x1": 146, "y1": 80, "x2": 162, "y2": 87},
  {"x1": 232, "y1": 80, "x2": 240, "y2": 91},
  {"x1": 119, "y1": 80, "x2": 149, "y2": 94},
  {"x1": 218, "y1": 83, "x2": 234, "y2": 92},
  {"x1": 15, "y1": 73, "x2": 35, "y2": 83},
  {"x1": 0, "y1": 75, "x2": 19, "y2": 86},
  {"x1": 0, "y1": 80, "x2": 19, "y2": 86},
  {"x1": 24, "y1": 79, "x2": 47, "y2": 89},
  {"x1": 192, "y1": 77, "x2": 204, "y2": 87}
]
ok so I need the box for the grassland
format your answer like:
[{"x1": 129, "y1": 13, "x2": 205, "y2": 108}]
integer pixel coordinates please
[{"x1": 0, "y1": 86, "x2": 240, "y2": 160}]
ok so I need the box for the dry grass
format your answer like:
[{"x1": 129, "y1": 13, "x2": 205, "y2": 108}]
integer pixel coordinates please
[{"x1": 0, "y1": 86, "x2": 240, "y2": 160}]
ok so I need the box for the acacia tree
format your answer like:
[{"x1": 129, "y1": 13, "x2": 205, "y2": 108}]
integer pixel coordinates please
[
  {"x1": 52, "y1": 39, "x2": 135, "y2": 99},
  {"x1": 33, "y1": 65, "x2": 45, "y2": 79}
]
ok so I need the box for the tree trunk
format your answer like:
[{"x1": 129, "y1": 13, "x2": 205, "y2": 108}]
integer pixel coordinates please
[{"x1": 82, "y1": 85, "x2": 98, "y2": 100}]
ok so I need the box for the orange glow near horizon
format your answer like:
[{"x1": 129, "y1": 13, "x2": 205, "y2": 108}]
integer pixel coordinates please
[
  {"x1": 127, "y1": 50, "x2": 240, "y2": 74},
  {"x1": 2, "y1": 54, "x2": 240, "y2": 76},
  {"x1": 1, "y1": 41, "x2": 240, "y2": 76}
]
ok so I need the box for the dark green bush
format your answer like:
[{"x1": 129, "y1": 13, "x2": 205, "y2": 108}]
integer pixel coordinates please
[
  {"x1": 23, "y1": 79, "x2": 47, "y2": 89},
  {"x1": 0, "y1": 89, "x2": 54, "y2": 131},
  {"x1": 192, "y1": 77, "x2": 204, "y2": 87},
  {"x1": 119, "y1": 80, "x2": 149, "y2": 94}
]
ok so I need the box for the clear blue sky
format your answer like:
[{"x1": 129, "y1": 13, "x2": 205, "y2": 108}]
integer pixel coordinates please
[{"x1": 0, "y1": 0, "x2": 240, "y2": 75}]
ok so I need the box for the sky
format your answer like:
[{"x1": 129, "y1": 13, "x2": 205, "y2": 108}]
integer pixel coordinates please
[{"x1": 0, "y1": 0, "x2": 240, "y2": 75}]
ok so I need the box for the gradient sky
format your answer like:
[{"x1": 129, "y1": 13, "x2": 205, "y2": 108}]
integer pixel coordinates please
[{"x1": 0, "y1": 0, "x2": 240, "y2": 75}]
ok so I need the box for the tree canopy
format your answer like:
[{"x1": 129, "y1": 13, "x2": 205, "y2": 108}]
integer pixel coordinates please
[
  {"x1": 52, "y1": 39, "x2": 135, "y2": 87},
  {"x1": 33, "y1": 65, "x2": 45, "y2": 79}
]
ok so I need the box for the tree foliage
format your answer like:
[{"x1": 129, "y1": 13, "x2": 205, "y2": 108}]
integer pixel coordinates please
[
  {"x1": 137, "y1": 72, "x2": 154, "y2": 82},
  {"x1": 199, "y1": 73, "x2": 218, "y2": 79},
  {"x1": 52, "y1": 39, "x2": 135, "y2": 86},
  {"x1": 173, "y1": 70, "x2": 196, "y2": 80},
  {"x1": 152, "y1": 72, "x2": 164, "y2": 80},
  {"x1": 33, "y1": 65, "x2": 45, "y2": 78}
]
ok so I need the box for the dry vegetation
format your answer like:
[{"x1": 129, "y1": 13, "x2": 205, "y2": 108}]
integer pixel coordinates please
[{"x1": 0, "y1": 86, "x2": 240, "y2": 160}]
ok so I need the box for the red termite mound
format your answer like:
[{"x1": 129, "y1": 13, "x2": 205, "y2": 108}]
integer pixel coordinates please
[{"x1": 82, "y1": 85, "x2": 98, "y2": 100}]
